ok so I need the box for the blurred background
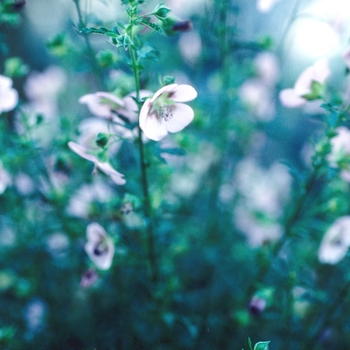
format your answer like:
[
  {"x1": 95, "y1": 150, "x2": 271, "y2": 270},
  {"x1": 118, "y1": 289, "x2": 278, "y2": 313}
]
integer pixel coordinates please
[{"x1": 1, "y1": 0, "x2": 350, "y2": 349}]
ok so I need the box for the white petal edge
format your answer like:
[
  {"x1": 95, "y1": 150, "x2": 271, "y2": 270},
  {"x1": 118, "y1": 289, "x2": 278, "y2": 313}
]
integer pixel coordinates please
[
  {"x1": 279, "y1": 89, "x2": 306, "y2": 108},
  {"x1": 170, "y1": 84, "x2": 198, "y2": 102},
  {"x1": 165, "y1": 103, "x2": 194, "y2": 133},
  {"x1": 68, "y1": 141, "x2": 98, "y2": 163}
]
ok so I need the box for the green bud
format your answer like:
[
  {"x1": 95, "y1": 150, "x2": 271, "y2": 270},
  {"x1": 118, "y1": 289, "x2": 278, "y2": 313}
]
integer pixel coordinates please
[
  {"x1": 96, "y1": 133, "x2": 109, "y2": 148},
  {"x1": 4, "y1": 57, "x2": 29, "y2": 78},
  {"x1": 153, "y1": 4, "x2": 171, "y2": 19}
]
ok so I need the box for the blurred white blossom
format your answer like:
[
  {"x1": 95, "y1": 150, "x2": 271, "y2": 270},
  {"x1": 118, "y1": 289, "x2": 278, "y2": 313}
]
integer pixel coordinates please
[
  {"x1": 0, "y1": 75, "x2": 18, "y2": 113},
  {"x1": 318, "y1": 216, "x2": 350, "y2": 264},
  {"x1": 329, "y1": 126, "x2": 350, "y2": 181},
  {"x1": 0, "y1": 161, "x2": 11, "y2": 194},
  {"x1": 256, "y1": 0, "x2": 282, "y2": 13},
  {"x1": 24, "y1": 298, "x2": 47, "y2": 336},
  {"x1": 233, "y1": 158, "x2": 291, "y2": 246},
  {"x1": 67, "y1": 180, "x2": 112, "y2": 218},
  {"x1": 279, "y1": 58, "x2": 330, "y2": 108},
  {"x1": 24, "y1": 66, "x2": 67, "y2": 119},
  {"x1": 85, "y1": 223, "x2": 114, "y2": 270}
]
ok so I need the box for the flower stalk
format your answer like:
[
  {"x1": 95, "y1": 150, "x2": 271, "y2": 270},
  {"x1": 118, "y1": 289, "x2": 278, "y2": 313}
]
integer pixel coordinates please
[{"x1": 127, "y1": 12, "x2": 158, "y2": 283}]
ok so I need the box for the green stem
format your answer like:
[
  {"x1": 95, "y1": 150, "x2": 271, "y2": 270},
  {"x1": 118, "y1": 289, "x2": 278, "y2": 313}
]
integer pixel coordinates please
[
  {"x1": 129, "y1": 27, "x2": 158, "y2": 283},
  {"x1": 309, "y1": 278, "x2": 350, "y2": 346},
  {"x1": 72, "y1": 0, "x2": 105, "y2": 89},
  {"x1": 245, "y1": 166, "x2": 319, "y2": 299}
]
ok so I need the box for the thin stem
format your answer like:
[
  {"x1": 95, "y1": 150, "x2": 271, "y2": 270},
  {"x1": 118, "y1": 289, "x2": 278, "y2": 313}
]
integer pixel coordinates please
[
  {"x1": 72, "y1": 0, "x2": 105, "y2": 89},
  {"x1": 245, "y1": 166, "x2": 320, "y2": 299},
  {"x1": 129, "y1": 27, "x2": 158, "y2": 283},
  {"x1": 308, "y1": 278, "x2": 350, "y2": 346}
]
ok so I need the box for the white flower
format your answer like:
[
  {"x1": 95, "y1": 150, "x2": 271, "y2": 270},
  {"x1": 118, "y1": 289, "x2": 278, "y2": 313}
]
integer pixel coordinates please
[
  {"x1": 0, "y1": 161, "x2": 11, "y2": 194},
  {"x1": 0, "y1": 75, "x2": 18, "y2": 113},
  {"x1": 79, "y1": 92, "x2": 125, "y2": 119},
  {"x1": 257, "y1": 0, "x2": 282, "y2": 13},
  {"x1": 328, "y1": 127, "x2": 350, "y2": 181},
  {"x1": 68, "y1": 141, "x2": 126, "y2": 185},
  {"x1": 139, "y1": 84, "x2": 197, "y2": 141},
  {"x1": 318, "y1": 216, "x2": 350, "y2": 264},
  {"x1": 279, "y1": 58, "x2": 330, "y2": 108},
  {"x1": 85, "y1": 223, "x2": 114, "y2": 270}
]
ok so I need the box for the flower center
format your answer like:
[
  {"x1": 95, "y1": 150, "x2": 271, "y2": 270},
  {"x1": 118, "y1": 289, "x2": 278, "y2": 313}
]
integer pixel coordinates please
[
  {"x1": 93, "y1": 239, "x2": 108, "y2": 256},
  {"x1": 158, "y1": 105, "x2": 174, "y2": 122}
]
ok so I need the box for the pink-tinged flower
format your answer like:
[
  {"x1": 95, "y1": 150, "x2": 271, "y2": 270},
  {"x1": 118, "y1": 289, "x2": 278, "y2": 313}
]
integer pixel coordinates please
[
  {"x1": 80, "y1": 269, "x2": 99, "y2": 288},
  {"x1": 85, "y1": 223, "x2": 114, "y2": 270},
  {"x1": 318, "y1": 216, "x2": 350, "y2": 264},
  {"x1": 139, "y1": 84, "x2": 197, "y2": 141},
  {"x1": 342, "y1": 47, "x2": 350, "y2": 69},
  {"x1": 79, "y1": 92, "x2": 125, "y2": 119},
  {"x1": 257, "y1": 0, "x2": 282, "y2": 13},
  {"x1": 279, "y1": 58, "x2": 330, "y2": 108},
  {"x1": 0, "y1": 75, "x2": 18, "y2": 113},
  {"x1": 68, "y1": 141, "x2": 126, "y2": 185}
]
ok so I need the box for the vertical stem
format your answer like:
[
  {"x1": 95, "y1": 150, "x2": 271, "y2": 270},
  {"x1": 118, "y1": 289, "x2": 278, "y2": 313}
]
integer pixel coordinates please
[
  {"x1": 129, "y1": 34, "x2": 158, "y2": 283},
  {"x1": 72, "y1": 0, "x2": 105, "y2": 89}
]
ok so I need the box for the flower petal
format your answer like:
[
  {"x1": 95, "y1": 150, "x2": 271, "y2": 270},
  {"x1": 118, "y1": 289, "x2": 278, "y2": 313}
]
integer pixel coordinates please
[
  {"x1": 85, "y1": 223, "x2": 114, "y2": 270},
  {"x1": 169, "y1": 84, "x2": 197, "y2": 102},
  {"x1": 68, "y1": 141, "x2": 98, "y2": 163},
  {"x1": 279, "y1": 88, "x2": 306, "y2": 108},
  {"x1": 139, "y1": 99, "x2": 168, "y2": 141},
  {"x1": 151, "y1": 84, "x2": 178, "y2": 102},
  {"x1": 165, "y1": 103, "x2": 194, "y2": 133},
  {"x1": 97, "y1": 162, "x2": 126, "y2": 185}
]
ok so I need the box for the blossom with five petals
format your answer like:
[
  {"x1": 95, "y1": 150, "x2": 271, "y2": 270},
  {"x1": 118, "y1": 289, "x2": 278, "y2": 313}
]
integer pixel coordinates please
[
  {"x1": 0, "y1": 75, "x2": 18, "y2": 113},
  {"x1": 139, "y1": 84, "x2": 197, "y2": 141},
  {"x1": 68, "y1": 141, "x2": 126, "y2": 185},
  {"x1": 85, "y1": 223, "x2": 115, "y2": 270},
  {"x1": 279, "y1": 58, "x2": 330, "y2": 108}
]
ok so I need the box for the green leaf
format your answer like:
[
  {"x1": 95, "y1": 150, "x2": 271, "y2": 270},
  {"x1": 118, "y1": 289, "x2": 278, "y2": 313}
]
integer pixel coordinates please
[
  {"x1": 80, "y1": 26, "x2": 119, "y2": 38},
  {"x1": 140, "y1": 17, "x2": 162, "y2": 33},
  {"x1": 137, "y1": 43, "x2": 159, "y2": 61},
  {"x1": 248, "y1": 337, "x2": 253, "y2": 350},
  {"x1": 4, "y1": 57, "x2": 29, "y2": 78},
  {"x1": 160, "y1": 147, "x2": 186, "y2": 156},
  {"x1": 302, "y1": 80, "x2": 324, "y2": 101},
  {"x1": 254, "y1": 341, "x2": 270, "y2": 350}
]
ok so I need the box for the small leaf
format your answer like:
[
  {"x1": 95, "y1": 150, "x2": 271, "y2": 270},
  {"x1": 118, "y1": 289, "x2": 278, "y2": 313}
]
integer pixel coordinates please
[
  {"x1": 248, "y1": 338, "x2": 253, "y2": 350},
  {"x1": 160, "y1": 147, "x2": 186, "y2": 156},
  {"x1": 254, "y1": 341, "x2": 270, "y2": 350},
  {"x1": 80, "y1": 26, "x2": 119, "y2": 38},
  {"x1": 140, "y1": 17, "x2": 162, "y2": 33}
]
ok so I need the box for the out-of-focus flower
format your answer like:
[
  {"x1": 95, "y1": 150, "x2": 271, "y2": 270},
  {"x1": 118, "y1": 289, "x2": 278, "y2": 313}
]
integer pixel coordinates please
[
  {"x1": 68, "y1": 141, "x2": 126, "y2": 185},
  {"x1": 254, "y1": 52, "x2": 280, "y2": 86},
  {"x1": 329, "y1": 127, "x2": 350, "y2": 181},
  {"x1": 279, "y1": 58, "x2": 330, "y2": 108},
  {"x1": 318, "y1": 216, "x2": 350, "y2": 264},
  {"x1": 0, "y1": 75, "x2": 18, "y2": 113},
  {"x1": 46, "y1": 233, "x2": 69, "y2": 260},
  {"x1": 342, "y1": 47, "x2": 350, "y2": 69},
  {"x1": 14, "y1": 172, "x2": 35, "y2": 195},
  {"x1": 256, "y1": 0, "x2": 282, "y2": 13},
  {"x1": 85, "y1": 223, "x2": 114, "y2": 270},
  {"x1": 79, "y1": 92, "x2": 125, "y2": 119},
  {"x1": 67, "y1": 180, "x2": 112, "y2": 218},
  {"x1": 24, "y1": 298, "x2": 47, "y2": 335},
  {"x1": 80, "y1": 269, "x2": 99, "y2": 288},
  {"x1": 178, "y1": 31, "x2": 202, "y2": 64},
  {"x1": 24, "y1": 66, "x2": 66, "y2": 118},
  {"x1": 139, "y1": 84, "x2": 197, "y2": 141},
  {"x1": 238, "y1": 79, "x2": 275, "y2": 120},
  {"x1": 0, "y1": 161, "x2": 11, "y2": 194},
  {"x1": 233, "y1": 158, "x2": 291, "y2": 246},
  {"x1": 238, "y1": 52, "x2": 279, "y2": 121},
  {"x1": 249, "y1": 287, "x2": 274, "y2": 315}
]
